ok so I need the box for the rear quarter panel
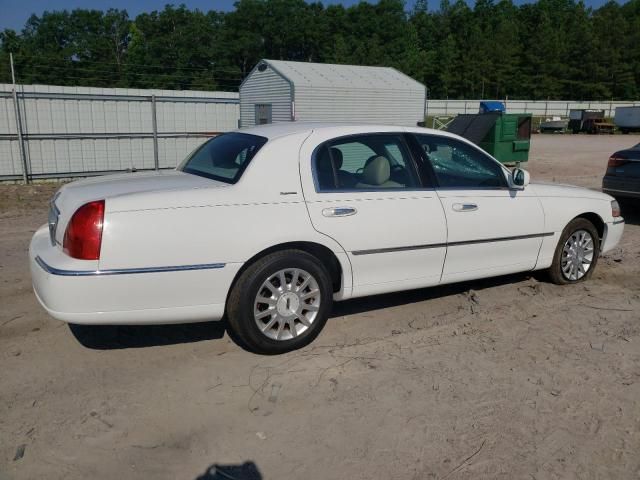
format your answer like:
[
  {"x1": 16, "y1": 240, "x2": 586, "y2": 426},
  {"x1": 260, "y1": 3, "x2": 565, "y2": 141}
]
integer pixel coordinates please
[{"x1": 98, "y1": 131, "x2": 352, "y2": 292}]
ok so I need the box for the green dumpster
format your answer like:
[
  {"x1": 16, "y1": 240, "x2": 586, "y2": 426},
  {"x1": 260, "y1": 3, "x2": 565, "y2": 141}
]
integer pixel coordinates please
[{"x1": 446, "y1": 102, "x2": 532, "y2": 165}]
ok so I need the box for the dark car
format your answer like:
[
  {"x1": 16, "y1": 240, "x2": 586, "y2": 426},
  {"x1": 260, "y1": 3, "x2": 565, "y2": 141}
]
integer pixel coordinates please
[{"x1": 603, "y1": 143, "x2": 640, "y2": 199}]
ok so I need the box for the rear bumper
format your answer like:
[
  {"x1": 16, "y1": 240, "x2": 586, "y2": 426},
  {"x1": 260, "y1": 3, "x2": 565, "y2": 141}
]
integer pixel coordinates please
[
  {"x1": 29, "y1": 225, "x2": 239, "y2": 325},
  {"x1": 602, "y1": 218, "x2": 625, "y2": 254},
  {"x1": 603, "y1": 176, "x2": 640, "y2": 199}
]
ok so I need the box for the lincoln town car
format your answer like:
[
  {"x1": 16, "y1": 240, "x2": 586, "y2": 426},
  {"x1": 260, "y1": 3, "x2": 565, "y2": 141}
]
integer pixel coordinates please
[{"x1": 30, "y1": 124, "x2": 625, "y2": 353}]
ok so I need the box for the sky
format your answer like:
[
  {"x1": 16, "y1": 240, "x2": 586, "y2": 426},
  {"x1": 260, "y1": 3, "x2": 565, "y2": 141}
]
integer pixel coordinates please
[{"x1": 0, "y1": 0, "x2": 628, "y2": 32}]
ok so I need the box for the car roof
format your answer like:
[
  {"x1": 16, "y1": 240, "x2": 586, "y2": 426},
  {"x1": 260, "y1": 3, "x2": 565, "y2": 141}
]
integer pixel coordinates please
[{"x1": 236, "y1": 122, "x2": 459, "y2": 140}]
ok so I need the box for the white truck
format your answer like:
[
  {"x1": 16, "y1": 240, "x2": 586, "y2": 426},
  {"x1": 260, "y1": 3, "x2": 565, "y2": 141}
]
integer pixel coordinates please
[{"x1": 614, "y1": 106, "x2": 640, "y2": 134}]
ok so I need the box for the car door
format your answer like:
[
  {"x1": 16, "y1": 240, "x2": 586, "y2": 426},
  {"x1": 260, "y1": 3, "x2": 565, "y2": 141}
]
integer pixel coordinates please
[
  {"x1": 411, "y1": 133, "x2": 546, "y2": 284},
  {"x1": 300, "y1": 130, "x2": 448, "y2": 299}
]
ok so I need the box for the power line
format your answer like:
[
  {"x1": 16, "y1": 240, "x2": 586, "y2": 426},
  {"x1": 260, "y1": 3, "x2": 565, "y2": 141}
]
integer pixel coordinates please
[
  {"x1": 24, "y1": 64, "x2": 244, "y2": 81},
  {"x1": 8, "y1": 72, "x2": 240, "y2": 90},
  {"x1": 13, "y1": 54, "x2": 247, "y2": 75},
  {"x1": 13, "y1": 66, "x2": 242, "y2": 84},
  {"x1": 13, "y1": 75, "x2": 240, "y2": 86}
]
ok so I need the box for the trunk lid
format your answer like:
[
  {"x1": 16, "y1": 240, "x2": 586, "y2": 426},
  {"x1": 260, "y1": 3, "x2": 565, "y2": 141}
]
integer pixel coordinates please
[{"x1": 50, "y1": 170, "x2": 224, "y2": 245}]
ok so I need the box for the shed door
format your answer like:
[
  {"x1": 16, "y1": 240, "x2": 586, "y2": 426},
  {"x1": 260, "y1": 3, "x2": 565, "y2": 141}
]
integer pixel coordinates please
[{"x1": 255, "y1": 104, "x2": 272, "y2": 125}]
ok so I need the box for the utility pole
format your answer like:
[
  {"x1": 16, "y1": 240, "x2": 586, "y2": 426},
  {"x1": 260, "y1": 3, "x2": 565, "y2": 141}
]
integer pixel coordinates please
[{"x1": 10, "y1": 53, "x2": 29, "y2": 183}]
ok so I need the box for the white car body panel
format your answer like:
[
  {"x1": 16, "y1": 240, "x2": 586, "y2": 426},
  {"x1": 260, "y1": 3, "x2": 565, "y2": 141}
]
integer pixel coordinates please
[
  {"x1": 299, "y1": 128, "x2": 447, "y2": 298},
  {"x1": 29, "y1": 123, "x2": 624, "y2": 325},
  {"x1": 31, "y1": 225, "x2": 233, "y2": 324},
  {"x1": 529, "y1": 182, "x2": 623, "y2": 269},
  {"x1": 437, "y1": 188, "x2": 545, "y2": 283},
  {"x1": 52, "y1": 170, "x2": 219, "y2": 245}
]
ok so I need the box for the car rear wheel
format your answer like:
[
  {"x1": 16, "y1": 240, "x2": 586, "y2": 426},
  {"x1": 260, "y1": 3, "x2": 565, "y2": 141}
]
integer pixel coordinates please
[
  {"x1": 549, "y1": 218, "x2": 600, "y2": 285},
  {"x1": 226, "y1": 249, "x2": 333, "y2": 354}
]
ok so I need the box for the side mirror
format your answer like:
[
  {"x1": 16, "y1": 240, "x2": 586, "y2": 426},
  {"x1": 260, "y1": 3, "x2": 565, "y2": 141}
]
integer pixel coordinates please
[{"x1": 512, "y1": 168, "x2": 530, "y2": 188}]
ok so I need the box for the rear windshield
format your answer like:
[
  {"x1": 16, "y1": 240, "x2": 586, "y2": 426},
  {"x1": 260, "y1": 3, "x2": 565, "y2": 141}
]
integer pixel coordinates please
[{"x1": 179, "y1": 133, "x2": 268, "y2": 184}]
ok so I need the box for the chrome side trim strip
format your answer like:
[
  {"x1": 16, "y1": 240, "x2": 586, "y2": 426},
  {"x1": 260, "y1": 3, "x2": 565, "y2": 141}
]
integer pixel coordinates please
[
  {"x1": 352, "y1": 243, "x2": 446, "y2": 256},
  {"x1": 613, "y1": 218, "x2": 625, "y2": 225},
  {"x1": 351, "y1": 232, "x2": 555, "y2": 256},
  {"x1": 448, "y1": 232, "x2": 555, "y2": 247},
  {"x1": 35, "y1": 256, "x2": 225, "y2": 277}
]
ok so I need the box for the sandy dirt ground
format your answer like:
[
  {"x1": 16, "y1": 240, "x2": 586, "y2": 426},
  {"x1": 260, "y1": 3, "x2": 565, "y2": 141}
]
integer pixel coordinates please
[{"x1": 1, "y1": 134, "x2": 639, "y2": 480}]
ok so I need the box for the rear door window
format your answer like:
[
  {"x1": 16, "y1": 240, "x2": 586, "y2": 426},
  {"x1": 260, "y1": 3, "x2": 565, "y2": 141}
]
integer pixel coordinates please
[{"x1": 314, "y1": 134, "x2": 421, "y2": 191}]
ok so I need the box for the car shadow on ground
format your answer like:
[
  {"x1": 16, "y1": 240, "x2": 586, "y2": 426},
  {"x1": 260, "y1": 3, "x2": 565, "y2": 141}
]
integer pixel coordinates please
[
  {"x1": 69, "y1": 320, "x2": 226, "y2": 350},
  {"x1": 70, "y1": 271, "x2": 537, "y2": 351},
  {"x1": 330, "y1": 271, "x2": 534, "y2": 318},
  {"x1": 194, "y1": 462, "x2": 262, "y2": 480}
]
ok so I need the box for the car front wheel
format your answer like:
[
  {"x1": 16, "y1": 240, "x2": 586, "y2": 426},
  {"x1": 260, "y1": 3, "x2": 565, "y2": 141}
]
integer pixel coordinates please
[
  {"x1": 549, "y1": 218, "x2": 600, "y2": 285},
  {"x1": 226, "y1": 249, "x2": 333, "y2": 354}
]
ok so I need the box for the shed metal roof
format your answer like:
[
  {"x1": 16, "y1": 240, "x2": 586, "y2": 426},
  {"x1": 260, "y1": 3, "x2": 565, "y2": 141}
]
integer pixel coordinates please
[{"x1": 262, "y1": 59, "x2": 425, "y2": 92}]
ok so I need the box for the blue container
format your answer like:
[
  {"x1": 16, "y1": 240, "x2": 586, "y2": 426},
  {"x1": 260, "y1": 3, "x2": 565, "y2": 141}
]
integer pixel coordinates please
[{"x1": 479, "y1": 101, "x2": 506, "y2": 114}]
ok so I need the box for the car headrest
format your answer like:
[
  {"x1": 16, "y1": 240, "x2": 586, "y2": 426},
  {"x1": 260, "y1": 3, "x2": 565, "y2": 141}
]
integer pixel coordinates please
[
  {"x1": 361, "y1": 156, "x2": 390, "y2": 186},
  {"x1": 329, "y1": 148, "x2": 343, "y2": 169}
]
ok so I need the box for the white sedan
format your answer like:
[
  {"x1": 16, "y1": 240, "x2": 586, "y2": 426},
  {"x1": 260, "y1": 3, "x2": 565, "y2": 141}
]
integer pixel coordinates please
[{"x1": 30, "y1": 123, "x2": 625, "y2": 353}]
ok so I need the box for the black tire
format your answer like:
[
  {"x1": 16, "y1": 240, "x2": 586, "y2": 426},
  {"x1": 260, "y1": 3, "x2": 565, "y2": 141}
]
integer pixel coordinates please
[
  {"x1": 226, "y1": 249, "x2": 333, "y2": 354},
  {"x1": 548, "y1": 218, "x2": 600, "y2": 285}
]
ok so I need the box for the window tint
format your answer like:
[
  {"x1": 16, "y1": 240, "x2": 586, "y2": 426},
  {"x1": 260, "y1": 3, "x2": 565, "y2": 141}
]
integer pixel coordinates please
[
  {"x1": 180, "y1": 133, "x2": 267, "y2": 184},
  {"x1": 414, "y1": 135, "x2": 507, "y2": 189},
  {"x1": 332, "y1": 142, "x2": 376, "y2": 174},
  {"x1": 314, "y1": 134, "x2": 420, "y2": 191}
]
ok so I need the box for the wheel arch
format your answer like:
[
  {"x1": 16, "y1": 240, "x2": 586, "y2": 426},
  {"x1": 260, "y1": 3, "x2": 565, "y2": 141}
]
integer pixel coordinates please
[
  {"x1": 226, "y1": 241, "x2": 345, "y2": 311},
  {"x1": 573, "y1": 212, "x2": 606, "y2": 244}
]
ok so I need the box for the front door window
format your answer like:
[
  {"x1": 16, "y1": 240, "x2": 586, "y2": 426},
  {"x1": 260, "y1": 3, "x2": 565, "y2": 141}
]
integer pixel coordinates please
[{"x1": 414, "y1": 135, "x2": 507, "y2": 189}]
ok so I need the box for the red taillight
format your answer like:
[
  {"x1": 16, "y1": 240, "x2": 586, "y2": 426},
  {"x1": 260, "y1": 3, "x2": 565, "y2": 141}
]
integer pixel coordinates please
[
  {"x1": 63, "y1": 200, "x2": 105, "y2": 260},
  {"x1": 608, "y1": 156, "x2": 629, "y2": 168}
]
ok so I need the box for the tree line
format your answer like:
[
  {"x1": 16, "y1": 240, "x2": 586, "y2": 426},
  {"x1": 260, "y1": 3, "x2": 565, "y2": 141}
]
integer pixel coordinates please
[{"x1": 0, "y1": 0, "x2": 639, "y2": 100}]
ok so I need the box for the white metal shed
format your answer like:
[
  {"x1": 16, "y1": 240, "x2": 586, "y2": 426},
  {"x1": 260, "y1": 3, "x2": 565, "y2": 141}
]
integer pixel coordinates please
[{"x1": 239, "y1": 59, "x2": 426, "y2": 128}]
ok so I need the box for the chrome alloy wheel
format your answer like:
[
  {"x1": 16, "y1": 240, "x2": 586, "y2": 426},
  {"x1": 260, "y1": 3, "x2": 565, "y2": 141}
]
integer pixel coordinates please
[
  {"x1": 253, "y1": 268, "x2": 321, "y2": 341},
  {"x1": 561, "y1": 229, "x2": 595, "y2": 281}
]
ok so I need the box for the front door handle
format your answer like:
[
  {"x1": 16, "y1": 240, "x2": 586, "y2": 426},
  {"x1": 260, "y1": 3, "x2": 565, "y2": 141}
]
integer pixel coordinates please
[
  {"x1": 322, "y1": 206, "x2": 357, "y2": 217},
  {"x1": 452, "y1": 203, "x2": 478, "y2": 212}
]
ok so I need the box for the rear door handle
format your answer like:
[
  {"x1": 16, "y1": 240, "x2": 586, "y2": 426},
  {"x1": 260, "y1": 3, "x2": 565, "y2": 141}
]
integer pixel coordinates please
[
  {"x1": 322, "y1": 206, "x2": 357, "y2": 217},
  {"x1": 452, "y1": 203, "x2": 478, "y2": 212}
]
